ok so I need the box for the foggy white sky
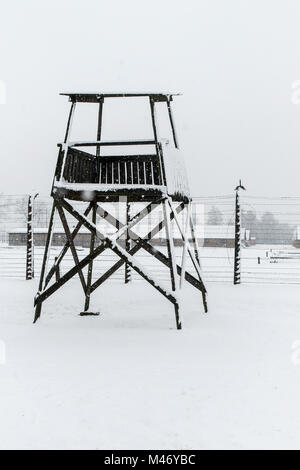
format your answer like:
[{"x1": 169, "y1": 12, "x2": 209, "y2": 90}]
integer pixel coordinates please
[{"x1": 1, "y1": 0, "x2": 300, "y2": 197}]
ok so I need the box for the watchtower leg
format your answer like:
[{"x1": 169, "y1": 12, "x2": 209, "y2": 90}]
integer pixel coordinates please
[
  {"x1": 96, "y1": 97, "x2": 104, "y2": 181},
  {"x1": 180, "y1": 202, "x2": 191, "y2": 289},
  {"x1": 84, "y1": 202, "x2": 97, "y2": 311},
  {"x1": 34, "y1": 201, "x2": 56, "y2": 322},
  {"x1": 189, "y1": 204, "x2": 201, "y2": 268},
  {"x1": 163, "y1": 199, "x2": 181, "y2": 330},
  {"x1": 125, "y1": 201, "x2": 132, "y2": 284}
]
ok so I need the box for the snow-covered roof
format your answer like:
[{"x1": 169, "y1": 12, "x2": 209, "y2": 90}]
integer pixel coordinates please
[{"x1": 60, "y1": 92, "x2": 181, "y2": 103}]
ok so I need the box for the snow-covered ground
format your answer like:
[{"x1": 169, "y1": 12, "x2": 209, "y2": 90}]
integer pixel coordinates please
[{"x1": 0, "y1": 278, "x2": 300, "y2": 449}]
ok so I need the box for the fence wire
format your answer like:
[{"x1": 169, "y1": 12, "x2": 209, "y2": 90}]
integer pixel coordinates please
[
  {"x1": 240, "y1": 195, "x2": 300, "y2": 284},
  {"x1": 1, "y1": 193, "x2": 300, "y2": 285}
]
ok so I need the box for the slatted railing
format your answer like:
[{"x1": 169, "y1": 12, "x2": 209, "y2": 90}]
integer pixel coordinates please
[
  {"x1": 62, "y1": 147, "x2": 98, "y2": 183},
  {"x1": 98, "y1": 155, "x2": 162, "y2": 185},
  {"x1": 57, "y1": 146, "x2": 163, "y2": 186}
]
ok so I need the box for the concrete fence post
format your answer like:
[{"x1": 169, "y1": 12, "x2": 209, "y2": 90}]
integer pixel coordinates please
[
  {"x1": 234, "y1": 181, "x2": 245, "y2": 284},
  {"x1": 26, "y1": 193, "x2": 38, "y2": 280}
]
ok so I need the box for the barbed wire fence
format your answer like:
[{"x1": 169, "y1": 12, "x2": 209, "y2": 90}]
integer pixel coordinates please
[
  {"x1": 1, "y1": 192, "x2": 300, "y2": 284},
  {"x1": 240, "y1": 195, "x2": 300, "y2": 284}
]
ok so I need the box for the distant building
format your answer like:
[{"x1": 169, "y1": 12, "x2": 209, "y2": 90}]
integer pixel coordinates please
[
  {"x1": 293, "y1": 227, "x2": 300, "y2": 248},
  {"x1": 8, "y1": 228, "x2": 93, "y2": 248},
  {"x1": 197, "y1": 225, "x2": 253, "y2": 248},
  {"x1": 8, "y1": 225, "x2": 163, "y2": 248},
  {"x1": 8, "y1": 224, "x2": 255, "y2": 248}
]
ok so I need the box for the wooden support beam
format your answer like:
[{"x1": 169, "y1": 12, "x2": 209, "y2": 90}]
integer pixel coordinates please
[
  {"x1": 91, "y1": 202, "x2": 203, "y2": 293},
  {"x1": 96, "y1": 98, "x2": 104, "y2": 157},
  {"x1": 68, "y1": 139, "x2": 155, "y2": 147},
  {"x1": 180, "y1": 204, "x2": 190, "y2": 288},
  {"x1": 33, "y1": 201, "x2": 56, "y2": 322},
  {"x1": 168, "y1": 199, "x2": 206, "y2": 291},
  {"x1": 106, "y1": 239, "x2": 178, "y2": 305},
  {"x1": 168, "y1": 198, "x2": 207, "y2": 312},
  {"x1": 163, "y1": 199, "x2": 181, "y2": 329},
  {"x1": 149, "y1": 97, "x2": 166, "y2": 186},
  {"x1": 84, "y1": 203, "x2": 97, "y2": 310},
  {"x1": 189, "y1": 210, "x2": 201, "y2": 268},
  {"x1": 138, "y1": 240, "x2": 203, "y2": 291},
  {"x1": 100, "y1": 200, "x2": 206, "y2": 296},
  {"x1": 90, "y1": 202, "x2": 180, "y2": 293},
  {"x1": 96, "y1": 97, "x2": 104, "y2": 181},
  {"x1": 56, "y1": 204, "x2": 87, "y2": 294},
  {"x1": 34, "y1": 242, "x2": 108, "y2": 310},
  {"x1": 44, "y1": 203, "x2": 93, "y2": 287},
  {"x1": 96, "y1": 200, "x2": 160, "y2": 240},
  {"x1": 125, "y1": 201, "x2": 132, "y2": 284},
  {"x1": 90, "y1": 243, "x2": 141, "y2": 292},
  {"x1": 34, "y1": 197, "x2": 205, "y2": 326},
  {"x1": 60, "y1": 102, "x2": 76, "y2": 180},
  {"x1": 57, "y1": 198, "x2": 177, "y2": 306},
  {"x1": 54, "y1": 257, "x2": 60, "y2": 281},
  {"x1": 166, "y1": 98, "x2": 179, "y2": 149}
]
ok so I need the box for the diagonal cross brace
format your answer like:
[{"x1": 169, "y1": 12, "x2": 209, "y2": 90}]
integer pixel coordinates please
[
  {"x1": 90, "y1": 202, "x2": 185, "y2": 292},
  {"x1": 168, "y1": 198, "x2": 208, "y2": 311},
  {"x1": 98, "y1": 200, "x2": 162, "y2": 241},
  {"x1": 55, "y1": 197, "x2": 178, "y2": 306},
  {"x1": 96, "y1": 202, "x2": 206, "y2": 296},
  {"x1": 56, "y1": 205, "x2": 87, "y2": 294},
  {"x1": 44, "y1": 203, "x2": 93, "y2": 287},
  {"x1": 168, "y1": 198, "x2": 207, "y2": 288},
  {"x1": 34, "y1": 242, "x2": 108, "y2": 309}
]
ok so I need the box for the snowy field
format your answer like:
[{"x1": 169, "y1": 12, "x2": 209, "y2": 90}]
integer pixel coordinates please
[{"x1": 0, "y1": 277, "x2": 300, "y2": 449}]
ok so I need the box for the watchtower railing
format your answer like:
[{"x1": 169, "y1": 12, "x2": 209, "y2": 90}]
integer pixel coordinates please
[{"x1": 55, "y1": 140, "x2": 165, "y2": 187}]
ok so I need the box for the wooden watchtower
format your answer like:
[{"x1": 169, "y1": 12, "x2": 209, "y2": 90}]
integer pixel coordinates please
[{"x1": 34, "y1": 92, "x2": 207, "y2": 329}]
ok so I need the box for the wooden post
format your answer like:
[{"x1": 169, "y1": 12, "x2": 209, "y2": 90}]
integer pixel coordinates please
[
  {"x1": 234, "y1": 180, "x2": 246, "y2": 285},
  {"x1": 149, "y1": 97, "x2": 166, "y2": 186},
  {"x1": 54, "y1": 257, "x2": 60, "y2": 281},
  {"x1": 180, "y1": 203, "x2": 191, "y2": 288},
  {"x1": 125, "y1": 201, "x2": 132, "y2": 283},
  {"x1": 82, "y1": 98, "x2": 104, "y2": 311},
  {"x1": 33, "y1": 201, "x2": 56, "y2": 322},
  {"x1": 189, "y1": 204, "x2": 201, "y2": 268},
  {"x1": 163, "y1": 199, "x2": 181, "y2": 329},
  {"x1": 56, "y1": 204, "x2": 87, "y2": 294},
  {"x1": 96, "y1": 97, "x2": 104, "y2": 181},
  {"x1": 60, "y1": 101, "x2": 76, "y2": 181},
  {"x1": 169, "y1": 198, "x2": 207, "y2": 313},
  {"x1": 166, "y1": 97, "x2": 179, "y2": 149},
  {"x1": 84, "y1": 203, "x2": 97, "y2": 311},
  {"x1": 44, "y1": 204, "x2": 93, "y2": 288}
]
